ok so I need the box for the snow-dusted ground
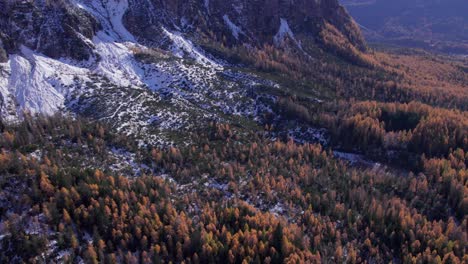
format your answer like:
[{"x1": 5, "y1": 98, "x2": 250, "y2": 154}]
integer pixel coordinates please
[
  {"x1": 108, "y1": 147, "x2": 150, "y2": 176},
  {"x1": 162, "y1": 27, "x2": 222, "y2": 69},
  {"x1": 0, "y1": 0, "x2": 280, "y2": 146},
  {"x1": 0, "y1": 46, "x2": 91, "y2": 119}
]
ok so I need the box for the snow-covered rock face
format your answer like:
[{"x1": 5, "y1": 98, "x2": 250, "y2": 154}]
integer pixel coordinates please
[
  {"x1": 1, "y1": 46, "x2": 89, "y2": 117},
  {"x1": 0, "y1": 0, "x2": 278, "y2": 145},
  {"x1": 274, "y1": 18, "x2": 298, "y2": 47},
  {"x1": 122, "y1": 0, "x2": 365, "y2": 50},
  {"x1": 0, "y1": 0, "x2": 363, "y2": 144}
]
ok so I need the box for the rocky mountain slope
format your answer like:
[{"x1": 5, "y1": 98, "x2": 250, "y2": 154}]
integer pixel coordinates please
[
  {"x1": 0, "y1": 0, "x2": 364, "y2": 145},
  {"x1": 0, "y1": 0, "x2": 365, "y2": 59},
  {"x1": 123, "y1": 0, "x2": 366, "y2": 49}
]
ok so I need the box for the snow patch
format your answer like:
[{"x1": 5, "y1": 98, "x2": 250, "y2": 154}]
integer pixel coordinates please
[
  {"x1": 93, "y1": 33, "x2": 144, "y2": 87},
  {"x1": 0, "y1": 61, "x2": 12, "y2": 120},
  {"x1": 204, "y1": 0, "x2": 210, "y2": 13},
  {"x1": 274, "y1": 18, "x2": 300, "y2": 47},
  {"x1": 162, "y1": 27, "x2": 222, "y2": 69},
  {"x1": 270, "y1": 202, "x2": 285, "y2": 216},
  {"x1": 72, "y1": 0, "x2": 146, "y2": 87},
  {"x1": 333, "y1": 151, "x2": 377, "y2": 168},
  {"x1": 1, "y1": 46, "x2": 89, "y2": 118},
  {"x1": 73, "y1": 0, "x2": 135, "y2": 42},
  {"x1": 223, "y1": 15, "x2": 244, "y2": 40},
  {"x1": 232, "y1": 3, "x2": 244, "y2": 14}
]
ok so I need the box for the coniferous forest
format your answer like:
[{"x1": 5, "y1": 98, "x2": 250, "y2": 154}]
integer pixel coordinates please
[
  {"x1": 0, "y1": 1, "x2": 467, "y2": 263},
  {"x1": 0, "y1": 106, "x2": 466, "y2": 263},
  {"x1": 1, "y1": 45, "x2": 467, "y2": 264}
]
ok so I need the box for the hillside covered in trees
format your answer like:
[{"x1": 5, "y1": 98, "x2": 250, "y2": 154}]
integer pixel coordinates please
[
  {"x1": 0, "y1": 0, "x2": 467, "y2": 263},
  {"x1": 0, "y1": 113, "x2": 466, "y2": 263},
  {"x1": 1, "y1": 12, "x2": 467, "y2": 264}
]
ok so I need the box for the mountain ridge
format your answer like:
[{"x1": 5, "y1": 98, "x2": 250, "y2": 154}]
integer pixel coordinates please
[
  {"x1": 0, "y1": 0, "x2": 366, "y2": 62},
  {"x1": 0, "y1": 0, "x2": 368, "y2": 145},
  {"x1": 123, "y1": 0, "x2": 366, "y2": 50},
  {"x1": 341, "y1": 0, "x2": 468, "y2": 54}
]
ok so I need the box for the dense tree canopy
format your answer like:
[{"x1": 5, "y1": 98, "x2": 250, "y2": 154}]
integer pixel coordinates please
[{"x1": 0, "y1": 115, "x2": 466, "y2": 263}]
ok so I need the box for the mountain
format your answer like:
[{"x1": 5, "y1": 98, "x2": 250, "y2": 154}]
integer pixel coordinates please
[
  {"x1": 124, "y1": 0, "x2": 366, "y2": 49},
  {"x1": 0, "y1": 0, "x2": 367, "y2": 144},
  {"x1": 0, "y1": 0, "x2": 366, "y2": 61},
  {"x1": 0, "y1": 0, "x2": 467, "y2": 263},
  {"x1": 0, "y1": 0, "x2": 466, "y2": 144},
  {"x1": 341, "y1": 0, "x2": 468, "y2": 54}
]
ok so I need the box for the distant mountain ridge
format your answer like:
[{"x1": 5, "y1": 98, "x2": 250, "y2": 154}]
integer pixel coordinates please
[{"x1": 341, "y1": 0, "x2": 468, "y2": 54}]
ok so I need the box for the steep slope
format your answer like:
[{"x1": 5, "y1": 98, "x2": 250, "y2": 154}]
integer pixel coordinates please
[
  {"x1": 0, "y1": 0, "x2": 363, "y2": 145},
  {"x1": 0, "y1": 0, "x2": 100, "y2": 61},
  {"x1": 0, "y1": 0, "x2": 365, "y2": 61},
  {"x1": 0, "y1": 3, "x2": 466, "y2": 263},
  {"x1": 123, "y1": 0, "x2": 366, "y2": 51}
]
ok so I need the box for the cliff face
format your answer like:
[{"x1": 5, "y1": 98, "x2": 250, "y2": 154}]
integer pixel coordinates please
[
  {"x1": 342, "y1": 0, "x2": 468, "y2": 54},
  {"x1": 0, "y1": 0, "x2": 365, "y2": 62},
  {"x1": 0, "y1": 0, "x2": 100, "y2": 61},
  {"x1": 0, "y1": 0, "x2": 366, "y2": 140},
  {"x1": 123, "y1": 0, "x2": 366, "y2": 51},
  {"x1": 212, "y1": 0, "x2": 365, "y2": 49}
]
